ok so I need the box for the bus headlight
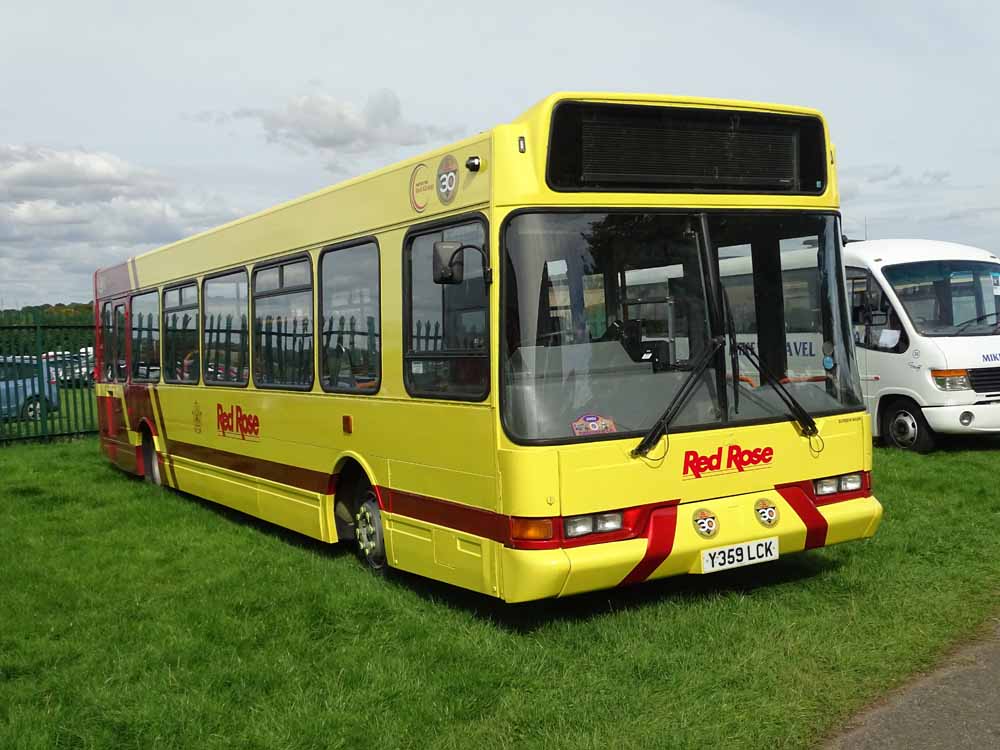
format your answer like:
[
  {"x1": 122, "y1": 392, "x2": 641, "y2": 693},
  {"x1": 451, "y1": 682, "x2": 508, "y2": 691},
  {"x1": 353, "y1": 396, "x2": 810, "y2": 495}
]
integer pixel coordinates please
[
  {"x1": 931, "y1": 369, "x2": 970, "y2": 391},
  {"x1": 814, "y1": 477, "x2": 839, "y2": 495},
  {"x1": 839, "y1": 473, "x2": 863, "y2": 492},
  {"x1": 595, "y1": 512, "x2": 624, "y2": 533},
  {"x1": 564, "y1": 511, "x2": 624, "y2": 538},
  {"x1": 564, "y1": 515, "x2": 595, "y2": 538},
  {"x1": 814, "y1": 472, "x2": 865, "y2": 496}
]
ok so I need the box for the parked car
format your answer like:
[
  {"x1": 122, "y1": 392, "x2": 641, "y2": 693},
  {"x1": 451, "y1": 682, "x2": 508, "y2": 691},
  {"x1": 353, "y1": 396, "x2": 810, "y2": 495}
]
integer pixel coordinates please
[{"x1": 0, "y1": 356, "x2": 61, "y2": 421}]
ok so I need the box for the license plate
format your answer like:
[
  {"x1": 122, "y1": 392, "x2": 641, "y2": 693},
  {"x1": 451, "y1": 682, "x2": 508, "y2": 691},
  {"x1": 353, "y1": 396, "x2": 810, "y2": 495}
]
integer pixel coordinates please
[{"x1": 701, "y1": 537, "x2": 779, "y2": 573}]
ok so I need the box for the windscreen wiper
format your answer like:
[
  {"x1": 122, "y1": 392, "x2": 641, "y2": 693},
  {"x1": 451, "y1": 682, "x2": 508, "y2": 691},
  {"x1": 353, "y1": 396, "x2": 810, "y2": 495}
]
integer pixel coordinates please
[
  {"x1": 631, "y1": 336, "x2": 725, "y2": 458},
  {"x1": 721, "y1": 287, "x2": 740, "y2": 415},
  {"x1": 736, "y1": 343, "x2": 819, "y2": 438}
]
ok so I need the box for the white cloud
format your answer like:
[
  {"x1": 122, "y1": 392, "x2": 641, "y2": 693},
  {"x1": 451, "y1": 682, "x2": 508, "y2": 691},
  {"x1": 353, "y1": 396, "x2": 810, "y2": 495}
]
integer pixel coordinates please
[
  {"x1": 0, "y1": 145, "x2": 239, "y2": 307},
  {"x1": 224, "y1": 89, "x2": 461, "y2": 172}
]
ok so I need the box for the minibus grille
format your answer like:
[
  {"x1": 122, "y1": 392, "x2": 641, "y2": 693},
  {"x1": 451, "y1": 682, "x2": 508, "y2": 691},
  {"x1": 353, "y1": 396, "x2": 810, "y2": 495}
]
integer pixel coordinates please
[
  {"x1": 547, "y1": 101, "x2": 827, "y2": 194},
  {"x1": 968, "y1": 367, "x2": 1000, "y2": 393}
]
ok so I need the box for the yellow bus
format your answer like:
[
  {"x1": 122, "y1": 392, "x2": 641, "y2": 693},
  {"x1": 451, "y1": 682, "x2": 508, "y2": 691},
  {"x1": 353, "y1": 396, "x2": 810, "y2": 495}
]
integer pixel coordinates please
[{"x1": 94, "y1": 92, "x2": 882, "y2": 602}]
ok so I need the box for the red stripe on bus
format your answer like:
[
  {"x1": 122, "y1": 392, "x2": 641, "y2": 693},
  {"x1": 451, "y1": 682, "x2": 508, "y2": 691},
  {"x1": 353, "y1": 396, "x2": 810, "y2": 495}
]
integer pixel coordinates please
[
  {"x1": 150, "y1": 387, "x2": 179, "y2": 488},
  {"x1": 620, "y1": 505, "x2": 679, "y2": 586},
  {"x1": 776, "y1": 484, "x2": 828, "y2": 549},
  {"x1": 382, "y1": 488, "x2": 510, "y2": 544},
  {"x1": 166, "y1": 439, "x2": 332, "y2": 494}
]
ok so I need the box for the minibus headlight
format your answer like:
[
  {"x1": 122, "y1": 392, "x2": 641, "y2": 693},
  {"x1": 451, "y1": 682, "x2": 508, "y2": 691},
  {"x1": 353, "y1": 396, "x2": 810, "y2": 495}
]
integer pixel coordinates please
[
  {"x1": 931, "y1": 369, "x2": 970, "y2": 391},
  {"x1": 564, "y1": 515, "x2": 595, "y2": 538},
  {"x1": 595, "y1": 512, "x2": 623, "y2": 533},
  {"x1": 814, "y1": 477, "x2": 839, "y2": 495},
  {"x1": 839, "y1": 473, "x2": 863, "y2": 492}
]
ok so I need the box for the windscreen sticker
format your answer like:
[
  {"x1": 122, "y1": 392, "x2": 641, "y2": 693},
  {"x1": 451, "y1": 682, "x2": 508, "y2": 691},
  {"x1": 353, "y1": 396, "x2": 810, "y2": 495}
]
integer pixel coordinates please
[
  {"x1": 992, "y1": 272, "x2": 1000, "y2": 295},
  {"x1": 571, "y1": 413, "x2": 617, "y2": 436}
]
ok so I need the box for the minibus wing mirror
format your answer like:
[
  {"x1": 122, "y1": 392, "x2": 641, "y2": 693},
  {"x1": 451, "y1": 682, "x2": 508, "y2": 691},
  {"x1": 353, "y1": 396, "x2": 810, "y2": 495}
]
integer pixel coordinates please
[{"x1": 433, "y1": 241, "x2": 464, "y2": 285}]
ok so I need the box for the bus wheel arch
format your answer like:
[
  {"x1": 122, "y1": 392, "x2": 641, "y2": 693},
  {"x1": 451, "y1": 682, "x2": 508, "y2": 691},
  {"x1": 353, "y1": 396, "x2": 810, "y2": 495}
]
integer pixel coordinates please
[
  {"x1": 880, "y1": 396, "x2": 936, "y2": 452},
  {"x1": 331, "y1": 456, "x2": 387, "y2": 573}
]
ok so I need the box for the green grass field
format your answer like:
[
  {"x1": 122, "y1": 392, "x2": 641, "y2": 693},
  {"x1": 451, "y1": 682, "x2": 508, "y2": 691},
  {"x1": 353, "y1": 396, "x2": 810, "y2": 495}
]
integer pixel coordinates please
[{"x1": 1, "y1": 438, "x2": 998, "y2": 750}]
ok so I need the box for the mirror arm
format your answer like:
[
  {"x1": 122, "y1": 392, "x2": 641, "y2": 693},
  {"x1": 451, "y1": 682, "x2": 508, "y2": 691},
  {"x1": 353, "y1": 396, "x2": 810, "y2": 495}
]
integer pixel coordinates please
[{"x1": 448, "y1": 244, "x2": 493, "y2": 285}]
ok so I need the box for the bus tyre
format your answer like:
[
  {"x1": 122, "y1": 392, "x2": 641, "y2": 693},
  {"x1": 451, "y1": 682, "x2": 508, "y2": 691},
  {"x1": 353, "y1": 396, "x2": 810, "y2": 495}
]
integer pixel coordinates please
[
  {"x1": 882, "y1": 398, "x2": 936, "y2": 452},
  {"x1": 354, "y1": 490, "x2": 387, "y2": 574},
  {"x1": 142, "y1": 432, "x2": 162, "y2": 486}
]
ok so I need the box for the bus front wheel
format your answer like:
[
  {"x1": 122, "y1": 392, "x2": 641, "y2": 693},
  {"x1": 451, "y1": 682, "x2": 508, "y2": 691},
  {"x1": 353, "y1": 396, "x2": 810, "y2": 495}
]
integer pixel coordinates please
[
  {"x1": 354, "y1": 488, "x2": 387, "y2": 574},
  {"x1": 882, "y1": 398, "x2": 936, "y2": 452}
]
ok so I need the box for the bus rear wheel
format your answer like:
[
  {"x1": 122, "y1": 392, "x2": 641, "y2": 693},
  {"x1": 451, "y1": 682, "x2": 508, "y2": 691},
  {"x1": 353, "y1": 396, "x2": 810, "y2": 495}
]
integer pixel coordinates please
[
  {"x1": 142, "y1": 432, "x2": 162, "y2": 485},
  {"x1": 354, "y1": 488, "x2": 387, "y2": 574},
  {"x1": 882, "y1": 398, "x2": 936, "y2": 452}
]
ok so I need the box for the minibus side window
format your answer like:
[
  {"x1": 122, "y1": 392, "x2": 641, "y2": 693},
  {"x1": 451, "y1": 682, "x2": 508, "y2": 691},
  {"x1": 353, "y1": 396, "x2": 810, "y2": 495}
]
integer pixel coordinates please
[{"x1": 847, "y1": 267, "x2": 908, "y2": 353}]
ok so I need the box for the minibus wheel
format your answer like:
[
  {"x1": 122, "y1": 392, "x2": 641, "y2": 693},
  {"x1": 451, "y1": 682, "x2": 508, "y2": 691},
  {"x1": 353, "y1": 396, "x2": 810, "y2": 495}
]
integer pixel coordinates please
[
  {"x1": 882, "y1": 398, "x2": 936, "y2": 452},
  {"x1": 354, "y1": 487, "x2": 387, "y2": 574}
]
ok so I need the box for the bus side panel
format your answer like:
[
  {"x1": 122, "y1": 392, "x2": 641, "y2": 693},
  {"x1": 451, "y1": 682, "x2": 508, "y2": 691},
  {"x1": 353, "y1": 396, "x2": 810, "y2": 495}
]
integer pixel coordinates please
[{"x1": 381, "y1": 402, "x2": 500, "y2": 596}]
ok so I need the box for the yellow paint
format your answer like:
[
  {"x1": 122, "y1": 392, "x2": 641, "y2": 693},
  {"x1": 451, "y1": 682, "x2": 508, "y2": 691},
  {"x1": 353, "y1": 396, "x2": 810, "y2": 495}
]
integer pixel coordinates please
[{"x1": 95, "y1": 92, "x2": 881, "y2": 603}]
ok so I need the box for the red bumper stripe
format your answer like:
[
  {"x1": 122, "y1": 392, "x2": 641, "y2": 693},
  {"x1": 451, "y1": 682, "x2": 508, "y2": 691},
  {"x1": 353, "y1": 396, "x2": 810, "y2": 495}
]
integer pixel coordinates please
[
  {"x1": 620, "y1": 505, "x2": 679, "y2": 586},
  {"x1": 777, "y1": 485, "x2": 828, "y2": 549}
]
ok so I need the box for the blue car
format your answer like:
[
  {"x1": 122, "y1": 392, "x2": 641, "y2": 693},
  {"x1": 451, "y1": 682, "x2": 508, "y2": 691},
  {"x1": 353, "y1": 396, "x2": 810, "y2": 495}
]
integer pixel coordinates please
[{"x1": 0, "y1": 356, "x2": 61, "y2": 421}]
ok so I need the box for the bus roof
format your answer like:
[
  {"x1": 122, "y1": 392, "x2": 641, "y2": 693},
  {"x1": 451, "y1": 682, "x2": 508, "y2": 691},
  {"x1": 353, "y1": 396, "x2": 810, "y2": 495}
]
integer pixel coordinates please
[
  {"x1": 95, "y1": 91, "x2": 835, "y2": 299},
  {"x1": 844, "y1": 239, "x2": 1000, "y2": 269}
]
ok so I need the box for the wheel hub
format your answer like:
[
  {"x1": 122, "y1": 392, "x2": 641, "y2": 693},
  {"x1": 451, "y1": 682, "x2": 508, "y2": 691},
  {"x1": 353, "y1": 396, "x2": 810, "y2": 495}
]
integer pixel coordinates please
[
  {"x1": 890, "y1": 410, "x2": 918, "y2": 447},
  {"x1": 355, "y1": 504, "x2": 378, "y2": 556}
]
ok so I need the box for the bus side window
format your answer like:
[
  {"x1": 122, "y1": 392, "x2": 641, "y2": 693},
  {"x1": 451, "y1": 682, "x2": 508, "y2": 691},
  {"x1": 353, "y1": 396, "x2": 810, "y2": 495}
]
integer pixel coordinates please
[
  {"x1": 320, "y1": 241, "x2": 381, "y2": 393},
  {"x1": 100, "y1": 302, "x2": 114, "y2": 382},
  {"x1": 405, "y1": 219, "x2": 488, "y2": 399},
  {"x1": 113, "y1": 303, "x2": 128, "y2": 382}
]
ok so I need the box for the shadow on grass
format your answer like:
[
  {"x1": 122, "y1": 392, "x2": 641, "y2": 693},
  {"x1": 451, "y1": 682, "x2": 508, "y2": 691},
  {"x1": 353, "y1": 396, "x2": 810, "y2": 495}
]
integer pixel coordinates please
[
  {"x1": 933, "y1": 434, "x2": 1000, "y2": 453},
  {"x1": 106, "y1": 464, "x2": 839, "y2": 634},
  {"x1": 138, "y1": 477, "x2": 354, "y2": 563},
  {"x1": 388, "y1": 552, "x2": 841, "y2": 634}
]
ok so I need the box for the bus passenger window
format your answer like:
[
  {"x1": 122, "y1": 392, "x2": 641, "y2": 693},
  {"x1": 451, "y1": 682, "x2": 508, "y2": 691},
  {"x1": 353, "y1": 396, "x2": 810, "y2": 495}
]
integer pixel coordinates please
[
  {"x1": 114, "y1": 303, "x2": 127, "y2": 382},
  {"x1": 100, "y1": 302, "x2": 113, "y2": 382},
  {"x1": 253, "y1": 259, "x2": 314, "y2": 389},
  {"x1": 405, "y1": 221, "x2": 488, "y2": 399},
  {"x1": 163, "y1": 284, "x2": 200, "y2": 384},
  {"x1": 203, "y1": 271, "x2": 249, "y2": 386},
  {"x1": 320, "y1": 241, "x2": 381, "y2": 393},
  {"x1": 131, "y1": 291, "x2": 161, "y2": 382}
]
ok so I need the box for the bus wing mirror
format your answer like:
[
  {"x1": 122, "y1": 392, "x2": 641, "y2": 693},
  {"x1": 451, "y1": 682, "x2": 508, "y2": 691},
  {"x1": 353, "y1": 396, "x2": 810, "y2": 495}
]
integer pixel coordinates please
[{"x1": 433, "y1": 241, "x2": 464, "y2": 285}]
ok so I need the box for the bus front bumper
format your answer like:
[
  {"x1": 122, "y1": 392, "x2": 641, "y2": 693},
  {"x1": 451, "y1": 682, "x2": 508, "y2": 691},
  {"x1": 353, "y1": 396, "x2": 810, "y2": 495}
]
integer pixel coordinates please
[
  {"x1": 922, "y1": 403, "x2": 1000, "y2": 434},
  {"x1": 500, "y1": 493, "x2": 883, "y2": 603}
]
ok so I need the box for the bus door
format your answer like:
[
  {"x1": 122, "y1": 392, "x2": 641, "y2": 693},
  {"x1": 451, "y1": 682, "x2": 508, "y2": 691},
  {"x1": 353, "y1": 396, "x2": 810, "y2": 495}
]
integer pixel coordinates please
[
  {"x1": 99, "y1": 298, "x2": 130, "y2": 440},
  {"x1": 846, "y1": 266, "x2": 909, "y2": 410}
]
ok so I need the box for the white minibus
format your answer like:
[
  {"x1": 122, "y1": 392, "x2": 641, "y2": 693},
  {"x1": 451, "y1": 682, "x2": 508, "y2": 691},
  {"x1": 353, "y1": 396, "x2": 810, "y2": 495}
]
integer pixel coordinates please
[{"x1": 843, "y1": 239, "x2": 1000, "y2": 450}]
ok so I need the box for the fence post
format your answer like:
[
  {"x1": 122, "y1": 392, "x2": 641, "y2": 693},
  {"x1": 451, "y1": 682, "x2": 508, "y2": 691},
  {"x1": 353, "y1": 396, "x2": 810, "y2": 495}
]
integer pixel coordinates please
[{"x1": 33, "y1": 323, "x2": 49, "y2": 437}]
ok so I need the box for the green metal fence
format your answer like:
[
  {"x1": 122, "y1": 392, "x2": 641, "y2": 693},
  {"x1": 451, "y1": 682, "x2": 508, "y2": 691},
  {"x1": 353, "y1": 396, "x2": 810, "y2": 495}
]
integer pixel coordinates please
[{"x1": 0, "y1": 324, "x2": 97, "y2": 443}]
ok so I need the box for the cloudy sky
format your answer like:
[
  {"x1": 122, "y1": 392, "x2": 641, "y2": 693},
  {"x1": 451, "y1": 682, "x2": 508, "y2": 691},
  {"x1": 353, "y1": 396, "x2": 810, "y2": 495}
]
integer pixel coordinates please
[{"x1": 2, "y1": 1, "x2": 998, "y2": 307}]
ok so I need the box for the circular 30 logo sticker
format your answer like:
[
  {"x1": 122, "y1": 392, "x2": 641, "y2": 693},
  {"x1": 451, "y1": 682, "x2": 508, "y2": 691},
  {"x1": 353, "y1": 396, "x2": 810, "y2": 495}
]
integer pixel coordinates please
[
  {"x1": 692, "y1": 508, "x2": 719, "y2": 539},
  {"x1": 436, "y1": 154, "x2": 459, "y2": 205},
  {"x1": 754, "y1": 498, "x2": 779, "y2": 528}
]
